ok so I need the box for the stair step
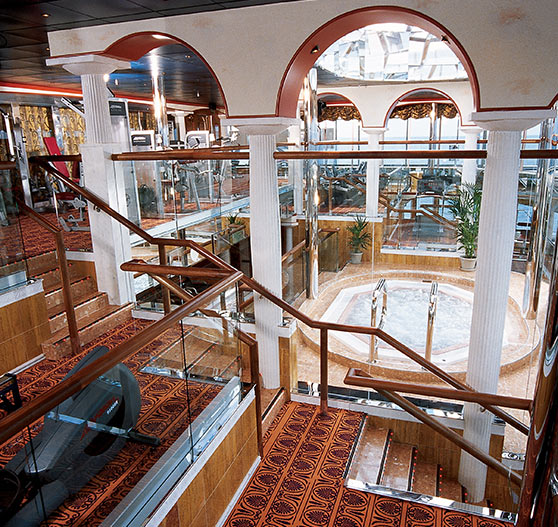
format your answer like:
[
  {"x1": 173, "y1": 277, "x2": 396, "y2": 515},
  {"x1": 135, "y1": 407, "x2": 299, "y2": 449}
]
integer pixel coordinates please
[
  {"x1": 45, "y1": 276, "x2": 98, "y2": 311},
  {"x1": 48, "y1": 291, "x2": 109, "y2": 333},
  {"x1": 27, "y1": 250, "x2": 59, "y2": 276},
  {"x1": 39, "y1": 264, "x2": 87, "y2": 293},
  {"x1": 41, "y1": 304, "x2": 133, "y2": 360},
  {"x1": 380, "y1": 442, "x2": 415, "y2": 491},
  {"x1": 439, "y1": 476, "x2": 464, "y2": 502},
  {"x1": 411, "y1": 461, "x2": 439, "y2": 496},
  {"x1": 346, "y1": 424, "x2": 391, "y2": 486}
]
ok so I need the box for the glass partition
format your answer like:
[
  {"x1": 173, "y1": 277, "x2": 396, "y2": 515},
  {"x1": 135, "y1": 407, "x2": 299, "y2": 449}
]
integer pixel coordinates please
[
  {"x1": 0, "y1": 165, "x2": 27, "y2": 292},
  {"x1": 0, "y1": 279, "x2": 251, "y2": 527}
]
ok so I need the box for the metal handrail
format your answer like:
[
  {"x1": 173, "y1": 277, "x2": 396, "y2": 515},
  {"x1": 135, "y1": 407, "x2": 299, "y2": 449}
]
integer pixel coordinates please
[
  {"x1": 15, "y1": 199, "x2": 81, "y2": 356},
  {"x1": 369, "y1": 278, "x2": 388, "y2": 363},
  {"x1": 425, "y1": 281, "x2": 438, "y2": 362}
]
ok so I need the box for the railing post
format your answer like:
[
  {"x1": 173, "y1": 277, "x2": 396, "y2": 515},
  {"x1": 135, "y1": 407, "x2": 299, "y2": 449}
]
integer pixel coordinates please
[
  {"x1": 55, "y1": 232, "x2": 81, "y2": 355},
  {"x1": 425, "y1": 281, "x2": 438, "y2": 363},
  {"x1": 320, "y1": 327, "x2": 328, "y2": 415},
  {"x1": 158, "y1": 244, "x2": 172, "y2": 314},
  {"x1": 248, "y1": 339, "x2": 264, "y2": 457}
]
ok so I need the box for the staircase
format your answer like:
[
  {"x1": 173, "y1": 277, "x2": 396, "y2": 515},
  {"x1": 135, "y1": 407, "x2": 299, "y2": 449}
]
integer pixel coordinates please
[
  {"x1": 30, "y1": 250, "x2": 132, "y2": 359},
  {"x1": 346, "y1": 417, "x2": 468, "y2": 503}
]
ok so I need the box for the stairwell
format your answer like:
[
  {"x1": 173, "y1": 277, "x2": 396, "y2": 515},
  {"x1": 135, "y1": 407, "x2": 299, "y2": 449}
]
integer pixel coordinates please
[
  {"x1": 29, "y1": 250, "x2": 132, "y2": 359},
  {"x1": 347, "y1": 416, "x2": 468, "y2": 504}
]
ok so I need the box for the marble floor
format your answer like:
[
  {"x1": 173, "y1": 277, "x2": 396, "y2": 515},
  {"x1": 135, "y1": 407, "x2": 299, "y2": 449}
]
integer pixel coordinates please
[{"x1": 294, "y1": 260, "x2": 545, "y2": 454}]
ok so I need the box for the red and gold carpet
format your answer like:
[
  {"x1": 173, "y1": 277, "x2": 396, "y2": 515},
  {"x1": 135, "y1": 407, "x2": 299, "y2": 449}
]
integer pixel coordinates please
[
  {"x1": 224, "y1": 401, "x2": 512, "y2": 527},
  {"x1": 0, "y1": 317, "x2": 222, "y2": 526}
]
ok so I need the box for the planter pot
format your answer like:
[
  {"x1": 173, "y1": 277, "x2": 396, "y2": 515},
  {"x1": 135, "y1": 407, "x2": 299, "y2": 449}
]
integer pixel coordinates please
[
  {"x1": 350, "y1": 252, "x2": 363, "y2": 264},
  {"x1": 460, "y1": 256, "x2": 477, "y2": 271}
]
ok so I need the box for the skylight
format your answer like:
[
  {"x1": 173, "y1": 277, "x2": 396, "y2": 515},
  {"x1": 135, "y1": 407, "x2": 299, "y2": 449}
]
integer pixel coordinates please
[{"x1": 316, "y1": 23, "x2": 467, "y2": 82}]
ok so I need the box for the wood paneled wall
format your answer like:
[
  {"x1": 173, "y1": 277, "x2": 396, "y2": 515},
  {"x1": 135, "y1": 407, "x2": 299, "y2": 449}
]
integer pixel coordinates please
[
  {"x1": 0, "y1": 291, "x2": 51, "y2": 374},
  {"x1": 158, "y1": 399, "x2": 258, "y2": 527}
]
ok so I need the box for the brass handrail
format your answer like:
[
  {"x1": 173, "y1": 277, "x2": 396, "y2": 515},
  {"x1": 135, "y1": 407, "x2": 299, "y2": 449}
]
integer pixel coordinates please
[{"x1": 16, "y1": 199, "x2": 81, "y2": 356}]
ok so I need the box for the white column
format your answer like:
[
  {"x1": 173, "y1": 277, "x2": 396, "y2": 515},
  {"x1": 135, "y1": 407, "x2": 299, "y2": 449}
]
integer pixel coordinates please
[
  {"x1": 458, "y1": 110, "x2": 554, "y2": 501},
  {"x1": 361, "y1": 128, "x2": 385, "y2": 219},
  {"x1": 288, "y1": 123, "x2": 304, "y2": 216},
  {"x1": 47, "y1": 55, "x2": 134, "y2": 305},
  {"x1": 460, "y1": 126, "x2": 482, "y2": 186},
  {"x1": 222, "y1": 117, "x2": 298, "y2": 388}
]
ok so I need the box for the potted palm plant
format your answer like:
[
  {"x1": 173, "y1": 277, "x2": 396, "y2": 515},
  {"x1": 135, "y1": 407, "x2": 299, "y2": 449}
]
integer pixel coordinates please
[
  {"x1": 449, "y1": 183, "x2": 482, "y2": 271},
  {"x1": 347, "y1": 215, "x2": 372, "y2": 264}
]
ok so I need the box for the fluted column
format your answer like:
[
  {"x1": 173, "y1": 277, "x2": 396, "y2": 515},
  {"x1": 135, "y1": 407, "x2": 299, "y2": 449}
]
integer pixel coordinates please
[
  {"x1": 46, "y1": 55, "x2": 134, "y2": 305},
  {"x1": 361, "y1": 128, "x2": 385, "y2": 219},
  {"x1": 460, "y1": 126, "x2": 482, "y2": 185},
  {"x1": 222, "y1": 117, "x2": 298, "y2": 388},
  {"x1": 458, "y1": 110, "x2": 555, "y2": 501}
]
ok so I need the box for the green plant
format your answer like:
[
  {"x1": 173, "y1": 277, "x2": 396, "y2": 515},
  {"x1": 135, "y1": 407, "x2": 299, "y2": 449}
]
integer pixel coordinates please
[
  {"x1": 448, "y1": 183, "x2": 482, "y2": 258},
  {"x1": 227, "y1": 212, "x2": 242, "y2": 225},
  {"x1": 347, "y1": 215, "x2": 372, "y2": 253}
]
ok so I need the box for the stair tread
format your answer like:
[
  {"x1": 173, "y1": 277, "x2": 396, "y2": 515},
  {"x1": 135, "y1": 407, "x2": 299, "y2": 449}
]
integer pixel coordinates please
[
  {"x1": 347, "y1": 425, "x2": 390, "y2": 486},
  {"x1": 381, "y1": 442, "x2": 414, "y2": 490},
  {"x1": 45, "y1": 303, "x2": 130, "y2": 343},
  {"x1": 440, "y1": 477, "x2": 463, "y2": 502},
  {"x1": 45, "y1": 275, "x2": 95, "y2": 298},
  {"x1": 47, "y1": 290, "x2": 106, "y2": 318},
  {"x1": 42, "y1": 266, "x2": 88, "y2": 293},
  {"x1": 411, "y1": 461, "x2": 438, "y2": 496}
]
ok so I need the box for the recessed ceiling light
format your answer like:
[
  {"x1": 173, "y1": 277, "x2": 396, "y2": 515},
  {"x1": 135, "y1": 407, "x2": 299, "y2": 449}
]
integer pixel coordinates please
[
  {"x1": 311, "y1": 45, "x2": 320, "y2": 54},
  {"x1": 46, "y1": 47, "x2": 50, "y2": 51},
  {"x1": 42, "y1": 13, "x2": 50, "y2": 17}
]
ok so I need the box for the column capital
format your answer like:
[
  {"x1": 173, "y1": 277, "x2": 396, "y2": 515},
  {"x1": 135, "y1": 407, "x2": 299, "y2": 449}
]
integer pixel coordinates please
[
  {"x1": 46, "y1": 54, "x2": 129, "y2": 76},
  {"x1": 459, "y1": 126, "x2": 483, "y2": 136},
  {"x1": 471, "y1": 109, "x2": 555, "y2": 132},
  {"x1": 361, "y1": 127, "x2": 387, "y2": 136},
  {"x1": 221, "y1": 116, "x2": 299, "y2": 136}
]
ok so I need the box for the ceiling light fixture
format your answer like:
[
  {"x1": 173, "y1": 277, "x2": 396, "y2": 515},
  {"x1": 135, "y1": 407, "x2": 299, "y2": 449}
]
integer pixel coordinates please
[
  {"x1": 103, "y1": 73, "x2": 109, "y2": 82},
  {"x1": 115, "y1": 79, "x2": 119, "y2": 86},
  {"x1": 311, "y1": 45, "x2": 320, "y2": 54},
  {"x1": 42, "y1": 13, "x2": 50, "y2": 17},
  {"x1": 196, "y1": 90, "x2": 200, "y2": 97}
]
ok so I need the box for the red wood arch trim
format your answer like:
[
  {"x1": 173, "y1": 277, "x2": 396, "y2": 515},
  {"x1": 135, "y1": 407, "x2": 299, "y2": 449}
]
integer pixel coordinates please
[
  {"x1": 276, "y1": 6, "x2": 480, "y2": 119},
  {"x1": 383, "y1": 87, "x2": 463, "y2": 127},
  {"x1": 101, "y1": 31, "x2": 229, "y2": 115}
]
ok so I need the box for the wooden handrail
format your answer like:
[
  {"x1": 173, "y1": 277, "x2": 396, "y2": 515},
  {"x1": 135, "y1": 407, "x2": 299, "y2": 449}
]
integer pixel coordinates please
[
  {"x1": 121, "y1": 260, "x2": 232, "y2": 279},
  {"x1": 281, "y1": 240, "x2": 305, "y2": 263},
  {"x1": 379, "y1": 195, "x2": 456, "y2": 228},
  {"x1": 106, "y1": 148, "x2": 558, "y2": 162},
  {"x1": 373, "y1": 388, "x2": 523, "y2": 487},
  {"x1": 16, "y1": 199, "x2": 80, "y2": 355},
  {"x1": 31, "y1": 156, "x2": 529, "y2": 435},
  {"x1": 0, "y1": 270, "x2": 242, "y2": 445},
  {"x1": 127, "y1": 265, "x2": 263, "y2": 456},
  {"x1": 345, "y1": 369, "x2": 532, "y2": 410}
]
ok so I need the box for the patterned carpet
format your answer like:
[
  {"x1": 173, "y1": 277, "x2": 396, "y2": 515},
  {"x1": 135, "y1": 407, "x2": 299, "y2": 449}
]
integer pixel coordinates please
[
  {"x1": 224, "y1": 402, "x2": 512, "y2": 527},
  {"x1": 0, "y1": 317, "x2": 222, "y2": 526}
]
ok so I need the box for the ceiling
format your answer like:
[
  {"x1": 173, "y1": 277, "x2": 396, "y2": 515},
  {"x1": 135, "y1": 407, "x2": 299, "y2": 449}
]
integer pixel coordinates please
[{"x1": 0, "y1": 0, "x2": 300, "y2": 107}]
